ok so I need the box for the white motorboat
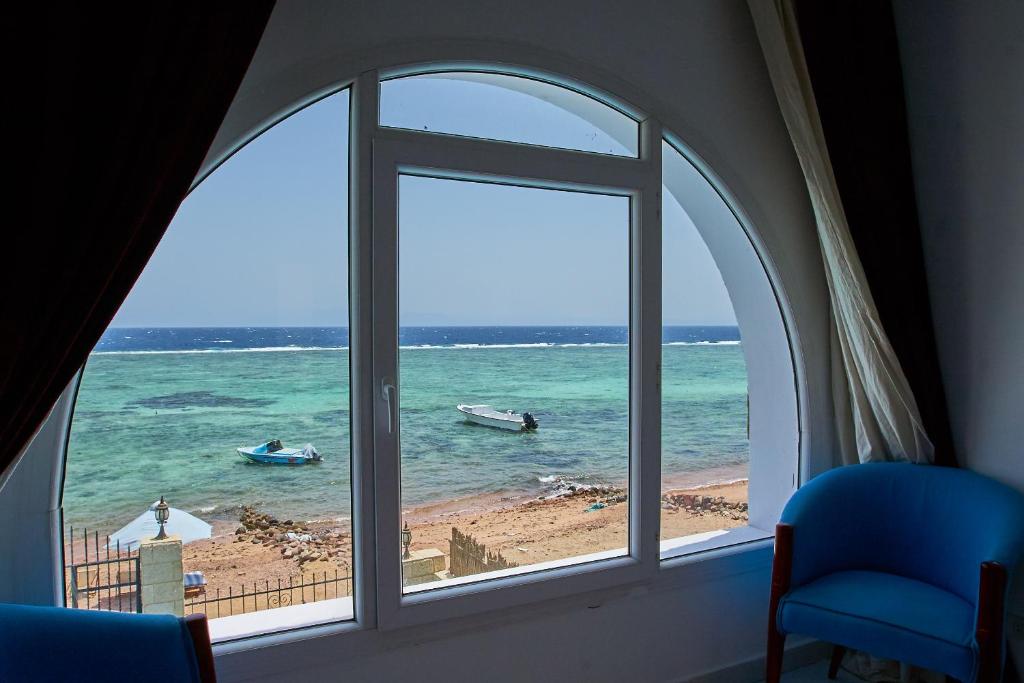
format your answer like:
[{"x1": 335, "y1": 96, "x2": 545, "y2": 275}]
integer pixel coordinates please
[{"x1": 456, "y1": 404, "x2": 539, "y2": 431}]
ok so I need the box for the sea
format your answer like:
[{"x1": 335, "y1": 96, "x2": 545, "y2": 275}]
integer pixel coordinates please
[{"x1": 64, "y1": 326, "x2": 749, "y2": 533}]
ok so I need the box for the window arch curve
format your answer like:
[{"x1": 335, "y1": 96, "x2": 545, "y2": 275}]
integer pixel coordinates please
[{"x1": 42, "y1": 60, "x2": 800, "y2": 639}]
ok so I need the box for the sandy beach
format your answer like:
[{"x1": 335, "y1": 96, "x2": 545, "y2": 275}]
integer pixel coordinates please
[{"x1": 175, "y1": 480, "x2": 748, "y2": 602}]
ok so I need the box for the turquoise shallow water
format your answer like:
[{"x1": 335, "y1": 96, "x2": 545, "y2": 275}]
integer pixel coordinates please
[{"x1": 64, "y1": 335, "x2": 748, "y2": 533}]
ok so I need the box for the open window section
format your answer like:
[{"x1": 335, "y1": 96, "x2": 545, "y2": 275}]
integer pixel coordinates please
[
  {"x1": 396, "y1": 175, "x2": 631, "y2": 593},
  {"x1": 61, "y1": 90, "x2": 354, "y2": 641},
  {"x1": 659, "y1": 140, "x2": 752, "y2": 559},
  {"x1": 379, "y1": 72, "x2": 640, "y2": 157}
]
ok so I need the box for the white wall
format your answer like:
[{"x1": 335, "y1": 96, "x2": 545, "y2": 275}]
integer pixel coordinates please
[
  {"x1": 0, "y1": 386, "x2": 74, "y2": 606},
  {"x1": 892, "y1": 0, "x2": 1024, "y2": 494},
  {"x1": 894, "y1": 3, "x2": 1024, "y2": 662}
]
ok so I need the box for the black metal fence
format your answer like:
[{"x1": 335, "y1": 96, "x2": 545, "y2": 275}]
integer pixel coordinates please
[
  {"x1": 64, "y1": 525, "x2": 351, "y2": 619},
  {"x1": 184, "y1": 570, "x2": 352, "y2": 619},
  {"x1": 64, "y1": 526, "x2": 141, "y2": 613}
]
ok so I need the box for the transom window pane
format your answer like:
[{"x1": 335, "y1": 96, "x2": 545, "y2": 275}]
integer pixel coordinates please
[
  {"x1": 397, "y1": 175, "x2": 631, "y2": 592},
  {"x1": 380, "y1": 72, "x2": 639, "y2": 157}
]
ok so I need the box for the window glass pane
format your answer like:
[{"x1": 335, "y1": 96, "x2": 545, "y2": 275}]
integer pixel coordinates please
[
  {"x1": 660, "y1": 142, "x2": 750, "y2": 555},
  {"x1": 397, "y1": 175, "x2": 630, "y2": 592},
  {"x1": 63, "y1": 91, "x2": 353, "y2": 640},
  {"x1": 380, "y1": 72, "x2": 639, "y2": 156}
]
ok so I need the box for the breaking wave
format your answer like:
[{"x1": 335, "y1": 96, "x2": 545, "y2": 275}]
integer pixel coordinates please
[{"x1": 92, "y1": 340, "x2": 740, "y2": 356}]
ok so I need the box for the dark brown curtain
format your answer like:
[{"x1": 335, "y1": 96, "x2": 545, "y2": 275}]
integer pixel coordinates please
[
  {"x1": 4, "y1": 4, "x2": 275, "y2": 476},
  {"x1": 794, "y1": 0, "x2": 957, "y2": 467}
]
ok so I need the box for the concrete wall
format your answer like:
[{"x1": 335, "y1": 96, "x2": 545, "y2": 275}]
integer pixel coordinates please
[{"x1": 893, "y1": 0, "x2": 1024, "y2": 493}]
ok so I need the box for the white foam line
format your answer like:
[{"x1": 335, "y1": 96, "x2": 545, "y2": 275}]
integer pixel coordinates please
[
  {"x1": 664, "y1": 340, "x2": 741, "y2": 346},
  {"x1": 91, "y1": 340, "x2": 741, "y2": 355},
  {"x1": 91, "y1": 346, "x2": 347, "y2": 356}
]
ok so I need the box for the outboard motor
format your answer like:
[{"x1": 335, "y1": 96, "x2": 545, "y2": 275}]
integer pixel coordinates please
[{"x1": 522, "y1": 412, "x2": 539, "y2": 430}]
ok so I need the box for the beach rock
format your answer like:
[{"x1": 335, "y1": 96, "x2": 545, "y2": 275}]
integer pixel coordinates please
[{"x1": 235, "y1": 526, "x2": 246, "y2": 535}]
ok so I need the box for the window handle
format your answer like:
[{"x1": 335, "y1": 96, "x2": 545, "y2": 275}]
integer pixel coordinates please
[{"x1": 381, "y1": 379, "x2": 397, "y2": 434}]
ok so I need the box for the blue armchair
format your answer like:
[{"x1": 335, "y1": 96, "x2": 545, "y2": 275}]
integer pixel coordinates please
[
  {"x1": 766, "y1": 463, "x2": 1024, "y2": 683},
  {"x1": 0, "y1": 603, "x2": 216, "y2": 682}
]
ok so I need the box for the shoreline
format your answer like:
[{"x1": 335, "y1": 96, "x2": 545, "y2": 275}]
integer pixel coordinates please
[
  {"x1": 63, "y1": 462, "x2": 750, "y2": 535},
  {"x1": 167, "y1": 478, "x2": 748, "y2": 603}
]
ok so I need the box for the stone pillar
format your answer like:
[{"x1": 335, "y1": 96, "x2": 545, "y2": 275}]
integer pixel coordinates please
[
  {"x1": 401, "y1": 548, "x2": 447, "y2": 586},
  {"x1": 139, "y1": 536, "x2": 184, "y2": 616}
]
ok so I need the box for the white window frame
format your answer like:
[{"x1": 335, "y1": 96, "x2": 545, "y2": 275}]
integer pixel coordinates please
[
  {"x1": 32, "y1": 64, "x2": 801, "y2": 647},
  {"x1": 362, "y1": 68, "x2": 663, "y2": 628}
]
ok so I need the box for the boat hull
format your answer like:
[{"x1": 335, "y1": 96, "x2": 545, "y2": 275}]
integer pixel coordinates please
[
  {"x1": 462, "y1": 412, "x2": 526, "y2": 431},
  {"x1": 456, "y1": 404, "x2": 536, "y2": 431},
  {"x1": 237, "y1": 447, "x2": 319, "y2": 465}
]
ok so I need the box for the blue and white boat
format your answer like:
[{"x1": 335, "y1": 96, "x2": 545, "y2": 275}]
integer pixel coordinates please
[{"x1": 237, "y1": 440, "x2": 322, "y2": 465}]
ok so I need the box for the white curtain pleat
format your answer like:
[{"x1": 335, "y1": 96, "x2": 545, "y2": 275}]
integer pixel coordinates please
[{"x1": 747, "y1": 0, "x2": 934, "y2": 465}]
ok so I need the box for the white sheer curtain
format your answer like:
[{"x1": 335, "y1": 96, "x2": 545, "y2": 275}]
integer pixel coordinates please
[{"x1": 747, "y1": 0, "x2": 934, "y2": 465}]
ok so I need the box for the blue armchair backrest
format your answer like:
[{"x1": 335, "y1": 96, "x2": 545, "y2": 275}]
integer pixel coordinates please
[
  {"x1": 780, "y1": 463, "x2": 1024, "y2": 605},
  {"x1": 0, "y1": 603, "x2": 202, "y2": 683}
]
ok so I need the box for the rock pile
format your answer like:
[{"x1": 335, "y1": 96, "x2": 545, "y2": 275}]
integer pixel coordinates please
[
  {"x1": 660, "y1": 493, "x2": 748, "y2": 520},
  {"x1": 541, "y1": 486, "x2": 747, "y2": 521},
  {"x1": 233, "y1": 505, "x2": 350, "y2": 567}
]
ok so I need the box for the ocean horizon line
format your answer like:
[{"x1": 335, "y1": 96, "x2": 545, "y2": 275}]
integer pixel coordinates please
[{"x1": 104, "y1": 323, "x2": 740, "y2": 329}]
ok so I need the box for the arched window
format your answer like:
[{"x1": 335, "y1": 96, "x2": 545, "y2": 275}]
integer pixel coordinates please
[
  {"x1": 55, "y1": 67, "x2": 796, "y2": 640},
  {"x1": 63, "y1": 90, "x2": 354, "y2": 637}
]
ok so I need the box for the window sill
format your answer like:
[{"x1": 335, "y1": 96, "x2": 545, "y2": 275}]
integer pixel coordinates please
[
  {"x1": 209, "y1": 596, "x2": 355, "y2": 644},
  {"x1": 402, "y1": 546, "x2": 627, "y2": 597},
  {"x1": 213, "y1": 525, "x2": 773, "y2": 657},
  {"x1": 659, "y1": 525, "x2": 773, "y2": 563}
]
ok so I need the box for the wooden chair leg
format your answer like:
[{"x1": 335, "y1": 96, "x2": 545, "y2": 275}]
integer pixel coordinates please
[
  {"x1": 765, "y1": 524, "x2": 794, "y2": 683},
  {"x1": 975, "y1": 562, "x2": 1007, "y2": 683},
  {"x1": 766, "y1": 629, "x2": 786, "y2": 683},
  {"x1": 827, "y1": 644, "x2": 846, "y2": 679}
]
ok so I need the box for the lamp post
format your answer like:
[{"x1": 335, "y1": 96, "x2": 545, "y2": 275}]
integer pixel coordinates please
[
  {"x1": 401, "y1": 521, "x2": 412, "y2": 559},
  {"x1": 153, "y1": 496, "x2": 170, "y2": 540}
]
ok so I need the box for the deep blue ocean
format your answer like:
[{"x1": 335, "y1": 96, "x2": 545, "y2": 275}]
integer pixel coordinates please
[{"x1": 66, "y1": 326, "x2": 748, "y2": 532}]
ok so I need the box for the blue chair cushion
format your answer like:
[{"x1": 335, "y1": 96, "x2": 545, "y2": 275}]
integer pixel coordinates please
[
  {"x1": 778, "y1": 570, "x2": 976, "y2": 682},
  {"x1": 0, "y1": 603, "x2": 201, "y2": 683}
]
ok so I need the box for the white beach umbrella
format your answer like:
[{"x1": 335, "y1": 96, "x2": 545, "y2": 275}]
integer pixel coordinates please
[{"x1": 107, "y1": 500, "x2": 212, "y2": 551}]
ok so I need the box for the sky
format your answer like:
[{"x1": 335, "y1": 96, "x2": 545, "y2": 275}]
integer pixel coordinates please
[{"x1": 111, "y1": 77, "x2": 737, "y2": 328}]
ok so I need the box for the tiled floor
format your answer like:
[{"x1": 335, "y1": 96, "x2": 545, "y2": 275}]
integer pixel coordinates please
[{"x1": 764, "y1": 659, "x2": 862, "y2": 682}]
